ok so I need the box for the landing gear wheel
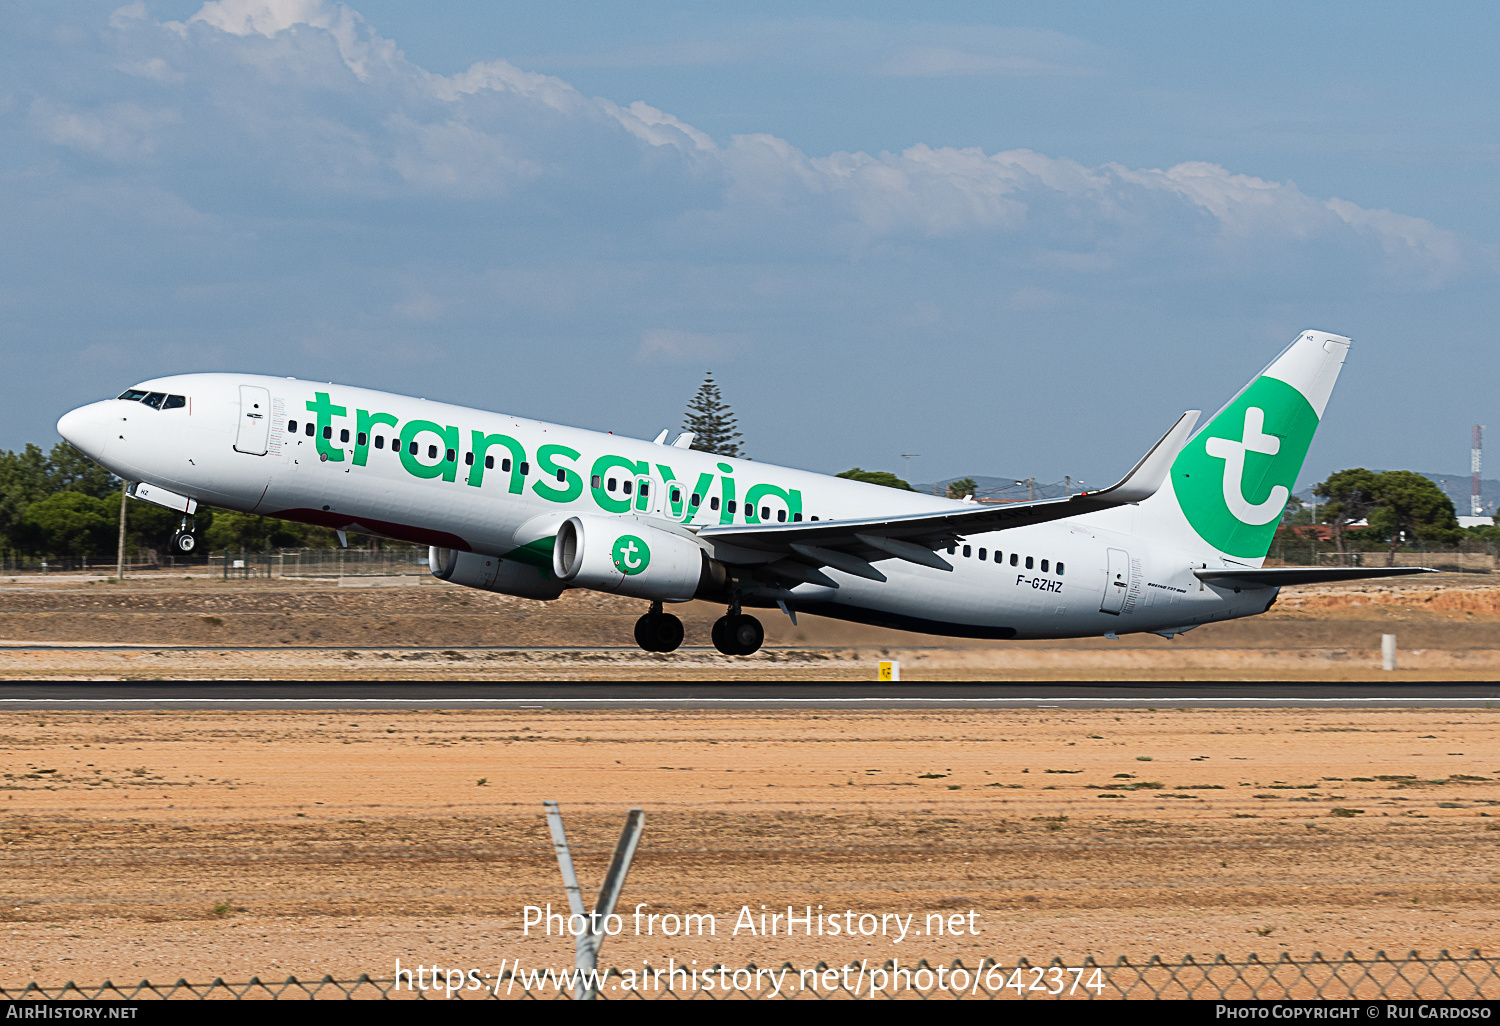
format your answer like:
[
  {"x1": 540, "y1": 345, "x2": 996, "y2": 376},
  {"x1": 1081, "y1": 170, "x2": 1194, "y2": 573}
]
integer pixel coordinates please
[
  {"x1": 171, "y1": 532, "x2": 198, "y2": 554},
  {"x1": 633, "y1": 613, "x2": 684, "y2": 653},
  {"x1": 712, "y1": 614, "x2": 763, "y2": 656}
]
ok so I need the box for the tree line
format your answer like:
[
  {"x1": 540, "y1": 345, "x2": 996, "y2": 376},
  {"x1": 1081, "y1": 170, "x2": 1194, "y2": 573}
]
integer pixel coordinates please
[{"x1": 0, "y1": 443, "x2": 342, "y2": 564}]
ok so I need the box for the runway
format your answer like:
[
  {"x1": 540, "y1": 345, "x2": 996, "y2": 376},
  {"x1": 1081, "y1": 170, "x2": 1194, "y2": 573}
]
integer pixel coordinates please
[{"x1": 0, "y1": 682, "x2": 1497, "y2": 708}]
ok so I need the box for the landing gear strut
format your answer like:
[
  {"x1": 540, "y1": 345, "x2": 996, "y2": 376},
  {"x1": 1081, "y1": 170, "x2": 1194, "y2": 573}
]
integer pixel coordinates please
[
  {"x1": 634, "y1": 600, "x2": 685, "y2": 653},
  {"x1": 712, "y1": 593, "x2": 764, "y2": 656},
  {"x1": 170, "y1": 515, "x2": 199, "y2": 555}
]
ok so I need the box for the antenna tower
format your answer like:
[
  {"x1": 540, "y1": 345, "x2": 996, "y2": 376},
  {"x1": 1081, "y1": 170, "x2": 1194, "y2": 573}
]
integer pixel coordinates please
[{"x1": 1473, "y1": 425, "x2": 1484, "y2": 517}]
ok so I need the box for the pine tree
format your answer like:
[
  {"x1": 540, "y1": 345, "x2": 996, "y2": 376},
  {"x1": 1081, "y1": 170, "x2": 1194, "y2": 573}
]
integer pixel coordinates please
[{"x1": 683, "y1": 373, "x2": 745, "y2": 459}]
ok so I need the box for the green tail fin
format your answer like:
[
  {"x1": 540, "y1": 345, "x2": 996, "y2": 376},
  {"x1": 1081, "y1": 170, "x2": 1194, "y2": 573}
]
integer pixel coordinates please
[{"x1": 1159, "y1": 330, "x2": 1350, "y2": 561}]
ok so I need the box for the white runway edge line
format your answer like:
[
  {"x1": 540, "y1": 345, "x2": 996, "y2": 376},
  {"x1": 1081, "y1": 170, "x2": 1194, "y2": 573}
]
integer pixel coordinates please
[{"x1": 0, "y1": 698, "x2": 1495, "y2": 706}]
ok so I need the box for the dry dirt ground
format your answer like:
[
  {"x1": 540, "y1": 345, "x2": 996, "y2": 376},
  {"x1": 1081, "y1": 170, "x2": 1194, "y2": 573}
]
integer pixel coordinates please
[
  {"x1": 0, "y1": 707, "x2": 1498, "y2": 991},
  {"x1": 1, "y1": 572, "x2": 1500, "y2": 678}
]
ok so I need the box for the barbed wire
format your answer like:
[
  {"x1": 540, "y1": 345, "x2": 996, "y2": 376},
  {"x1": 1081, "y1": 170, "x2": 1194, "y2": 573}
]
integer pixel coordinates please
[{"x1": 3, "y1": 951, "x2": 1495, "y2": 1001}]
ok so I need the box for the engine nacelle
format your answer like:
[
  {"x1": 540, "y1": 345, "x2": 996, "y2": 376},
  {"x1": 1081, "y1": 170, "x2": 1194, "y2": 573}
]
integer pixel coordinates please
[
  {"x1": 552, "y1": 515, "x2": 708, "y2": 602},
  {"x1": 429, "y1": 546, "x2": 565, "y2": 601}
]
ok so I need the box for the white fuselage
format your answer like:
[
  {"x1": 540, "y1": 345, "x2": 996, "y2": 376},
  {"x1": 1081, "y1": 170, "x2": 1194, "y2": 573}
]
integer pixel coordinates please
[{"x1": 57, "y1": 373, "x2": 1270, "y2": 640}]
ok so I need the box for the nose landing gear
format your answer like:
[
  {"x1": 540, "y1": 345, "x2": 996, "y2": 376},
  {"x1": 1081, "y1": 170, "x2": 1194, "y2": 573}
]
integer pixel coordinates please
[
  {"x1": 170, "y1": 515, "x2": 200, "y2": 555},
  {"x1": 634, "y1": 601, "x2": 685, "y2": 653}
]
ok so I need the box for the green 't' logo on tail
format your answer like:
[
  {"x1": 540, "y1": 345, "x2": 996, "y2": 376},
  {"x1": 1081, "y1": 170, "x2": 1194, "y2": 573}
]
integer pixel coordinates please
[{"x1": 1173, "y1": 376, "x2": 1319, "y2": 559}]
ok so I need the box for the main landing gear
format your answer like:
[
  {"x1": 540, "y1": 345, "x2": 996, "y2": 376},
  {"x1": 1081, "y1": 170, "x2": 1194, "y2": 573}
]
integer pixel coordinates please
[
  {"x1": 170, "y1": 515, "x2": 199, "y2": 555},
  {"x1": 634, "y1": 601, "x2": 685, "y2": 653},
  {"x1": 631, "y1": 599, "x2": 764, "y2": 656},
  {"x1": 712, "y1": 594, "x2": 764, "y2": 656}
]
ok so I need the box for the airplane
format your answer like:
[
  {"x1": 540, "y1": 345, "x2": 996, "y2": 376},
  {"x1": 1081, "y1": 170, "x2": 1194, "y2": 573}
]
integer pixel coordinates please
[{"x1": 56, "y1": 330, "x2": 1432, "y2": 656}]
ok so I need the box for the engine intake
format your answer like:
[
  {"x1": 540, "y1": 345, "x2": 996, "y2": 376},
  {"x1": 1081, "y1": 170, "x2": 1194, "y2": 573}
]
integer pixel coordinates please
[{"x1": 552, "y1": 515, "x2": 710, "y2": 602}]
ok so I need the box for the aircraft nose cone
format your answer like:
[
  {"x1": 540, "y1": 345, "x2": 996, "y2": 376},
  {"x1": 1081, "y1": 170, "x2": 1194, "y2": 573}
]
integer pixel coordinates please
[{"x1": 57, "y1": 402, "x2": 112, "y2": 460}]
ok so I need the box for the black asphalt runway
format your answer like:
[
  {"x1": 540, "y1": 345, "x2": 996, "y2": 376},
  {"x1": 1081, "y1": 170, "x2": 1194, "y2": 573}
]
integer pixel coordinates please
[{"x1": 0, "y1": 682, "x2": 1497, "y2": 709}]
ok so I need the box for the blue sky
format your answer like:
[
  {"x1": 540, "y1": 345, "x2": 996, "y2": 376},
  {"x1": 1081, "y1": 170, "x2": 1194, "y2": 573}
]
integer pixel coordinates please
[{"x1": 4, "y1": 1, "x2": 1498, "y2": 490}]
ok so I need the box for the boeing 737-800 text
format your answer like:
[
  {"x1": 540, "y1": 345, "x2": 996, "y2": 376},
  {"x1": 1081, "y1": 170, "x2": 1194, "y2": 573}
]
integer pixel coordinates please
[{"x1": 56, "y1": 331, "x2": 1431, "y2": 655}]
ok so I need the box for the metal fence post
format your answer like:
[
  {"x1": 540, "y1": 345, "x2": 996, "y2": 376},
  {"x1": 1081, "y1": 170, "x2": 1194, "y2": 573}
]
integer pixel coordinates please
[{"x1": 543, "y1": 800, "x2": 645, "y2": 1001}]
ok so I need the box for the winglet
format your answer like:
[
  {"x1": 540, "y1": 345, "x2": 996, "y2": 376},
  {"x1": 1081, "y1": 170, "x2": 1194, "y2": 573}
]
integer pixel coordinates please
[{"x1": 1084, "y1": 410, "x2": 1200, "y2": 504}]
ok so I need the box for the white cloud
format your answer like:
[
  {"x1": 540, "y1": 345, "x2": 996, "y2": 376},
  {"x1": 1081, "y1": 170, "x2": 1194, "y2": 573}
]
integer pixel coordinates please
[
  {"x1": 30, "y1": 99, "x2": 180, "y2": 161},
  {"x1": 34, "y1": 0, "x2": 1476, "y2": 292}
]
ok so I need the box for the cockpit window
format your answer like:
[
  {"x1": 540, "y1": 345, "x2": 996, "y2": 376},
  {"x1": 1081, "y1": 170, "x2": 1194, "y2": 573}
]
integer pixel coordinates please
[
  {"x1": 142, "y1": 392, "x2": 167, "y2": 409},
  {"x1": 162, "y1": 395, "x2": 186, "y2": 410},
  {"x1": 118, "y1": 389, "x2": 148, "y2": 401}
]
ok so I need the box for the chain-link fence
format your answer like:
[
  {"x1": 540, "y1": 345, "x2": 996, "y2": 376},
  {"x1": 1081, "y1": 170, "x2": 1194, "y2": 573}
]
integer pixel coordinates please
[{"x1": 3, "y1": 951, "x2": 1496, "y2": 1001}]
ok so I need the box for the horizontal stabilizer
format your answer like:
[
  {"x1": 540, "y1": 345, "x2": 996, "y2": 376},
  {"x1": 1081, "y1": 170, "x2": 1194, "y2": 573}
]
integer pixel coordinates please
[{"x1": 1194, "y1": 566, "x2": 1439, "y2": 589}]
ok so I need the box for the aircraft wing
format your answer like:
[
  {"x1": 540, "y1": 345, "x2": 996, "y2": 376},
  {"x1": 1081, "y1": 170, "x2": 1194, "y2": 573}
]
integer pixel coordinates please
[
  {"x1": 696, "y1": 410, "x2": 1199, "y2": 584},
  {"x1": 1194, "y1": 566, "x2": 1439, "y2": 588}
]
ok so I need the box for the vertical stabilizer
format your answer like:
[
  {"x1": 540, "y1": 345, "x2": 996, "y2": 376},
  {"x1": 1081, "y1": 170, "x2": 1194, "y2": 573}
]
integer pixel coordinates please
[{"x1": 1138, "y1": 330, "x2": 1351, "y2": 564}]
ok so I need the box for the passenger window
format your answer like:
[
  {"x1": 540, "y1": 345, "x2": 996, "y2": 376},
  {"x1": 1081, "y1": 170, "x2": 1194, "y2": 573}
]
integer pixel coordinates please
[
  {"x1": 375, "y1": 436, "x2": 384, "y2": 449},
  {"x1": 777, "y1": 509, "x2": 786, "y2": 522},
  {"x1": 446, "y1": 449, "x2": 456, "y2": 462},
  {"x1": 409, "y1": 441, "x2": 418, "y2": 455},
  {"x1": 305, "y1": 423, "x2": 314, "y2": 436},
  {"x1": 323, "y1": 426, "x2": 333, "y2": 439},
  {"x1": 995, "y1": 551, "x2": 1003, "y2": 563},
  {"x1": 761, "y1": 506, "x2": 770, "y2": 521},
  {"x1": 465, "y1": 452, "x2": 474, "y2": 466},
  {"x1": 623, "y1": 480, "x2": 632, "y2": 495},
  {"x1": 978, "y1": 548, "x2": 986, "y2": 560},
  {"x1": 607, "y1": 478, "x2": 617, "y2": 492},
  {"x1": 690, "y1": 493, "x2": 701, "y2": 507},
  {"x1": 1025, "y1": 556, "x2": 1034, "y2": 569},
  {"x1": 709, "y1": 495, "x2": 717, "y2": 510},
  {"x1": 671, "y1": 488, "x2": 681, "y2": 503},
  {"x1": 163, "y1": 395, "x2": 186, "y2": 410},
  {"x1": 591, "y1": 475, "x2": 602, "y2": 489},
  {"x1": 556, "y1": 468, "x2": 566, "y2": 482},
  {"x1": 947, "y1": 546, "x2": 956, "y2": 555},
  {"x1": 358, "y1": 432, "x2": 368, "y2": 447},
  {"x1": 1010, "y1": 553, "x2": 1018, "y2": 566},
  {"x1": 963, "y1": 545, "x2": 971, "y2": 558},
  {"x1": 288, "y1": 420, "x2": 298, "y2": 433},
  {"x1": 811, "y1": 516, "x2": 819, "y2": 521},
  {"x1": 793, "y1": 513, "x2": 802, "y2": 522},
  {"x1": 638, "y1": 480, "x2": 646, "y2": 495},
  {"x1": 340, "y1": 429, "x2": 350, "y2": 443},
  {"x1": 143, "y1": 392, "x2": 166, "y2": 409},
  {"x1": 1056, "y1": 562, "x2": 1065, "y2": 575},
  {"x1": 486, "y1": 455, "x2": 495, "y2": 469},
  {"x1": 520, "y1": 462, "x2": 529, "y2": 475},
  {"x1": 726, "y1": 500, "x2": 734, "y2": 513},
  {"x1": 428, "y1": 445, "x2": 438, "y2": 459},
  {"x1": 117, "y1": 390, "x2": 148, "y2": 401},
  {"x1": 1041, "y1": 559, "x2": 1049, "y2": 572}
]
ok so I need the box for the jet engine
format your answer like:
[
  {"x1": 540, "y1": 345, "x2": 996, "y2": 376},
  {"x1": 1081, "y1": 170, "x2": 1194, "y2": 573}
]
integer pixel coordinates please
[
  {"x1": 552, "y1": 514, "x2": 716, "y2": 602},
  {"x1": 429, "y1": 546, "x2": 565, "y2": 601}
]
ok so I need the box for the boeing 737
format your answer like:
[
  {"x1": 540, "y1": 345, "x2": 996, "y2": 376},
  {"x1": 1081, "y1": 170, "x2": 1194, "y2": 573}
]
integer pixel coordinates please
[{"x1": 55, "y1": 330, "x2": 1431, "y2": 656}]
